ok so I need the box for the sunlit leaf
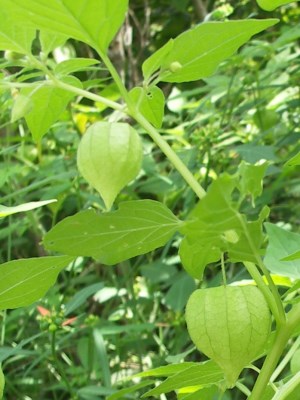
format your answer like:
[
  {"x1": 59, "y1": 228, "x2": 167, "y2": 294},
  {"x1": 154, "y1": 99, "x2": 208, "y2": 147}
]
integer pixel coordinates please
[
  {"x1": 129, "y1": 86, "x2": 165, "y2": 128},
  {"x1": 22, "y1": 76, "x2": 81, "y2": 141},
  {"x1": 0, "y1": 199, "x2": 56, "y2": 218},
  {"x1": 179, "y1": 175, "x2": 268, "y2": 279},
  {"x1": 0, "y1": 256, "x2": 74, "y2": 310},
  {"x1": 0, "y1": 7, "x2": 35, "y2": 53},
  {"x1": 44, "y1": 200, "x2": 182, "y2": 264},
  {"x1": 3, "y1": 0, "x2": 129, "y2": 52},
  {"x1": 143, "y1": 19, "x2": 278, "y2": 83},
  {"x1": 264, "y1": 223, "x2": 300, "y2": 278},
  {"x1": 142, "y1": 361, "x2": 224, "y2": 397}
]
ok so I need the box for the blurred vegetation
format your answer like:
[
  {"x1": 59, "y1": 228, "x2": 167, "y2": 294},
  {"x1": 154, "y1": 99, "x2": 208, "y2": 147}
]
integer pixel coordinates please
[{"x1": 0, "y1": 0, "x2": 299, "y2": 399}]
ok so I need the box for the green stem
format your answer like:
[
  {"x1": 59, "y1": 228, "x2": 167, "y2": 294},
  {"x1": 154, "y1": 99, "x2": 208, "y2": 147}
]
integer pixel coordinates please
[
  {"x1": 256, "y1": 259, "x2": 286, "y2": 325},
  {"x1": 243, "y1": 262, "x2": 279, "y2": 323},
  {"x1": 99, "y1": 52, "x2": 134, "y2": 109},
  {"x1": 53, "y1": 71, "x2": 207, "y2": 200},
  {"x1": 96, "y1": 48, "x2": 206, "y2": 199},
  {"x1": 272, "y1": 370, "x2": 300, "y2": 400},
  {"x1": 51, "y1": 78, "x2": 124, "y2": 112},
  {"x1": 238, "y1": 214, "x2": 285, "y2": 325},
  {"x1": 271, "y1": 334, "x2": 300, "y2": 382},
  {"x1": 221, "y1": 253, "x2": 227, "y2": 286},
  {"x1": 133, "y1": 112, "x2": 206, "y2": 199},
  {"x1": 243, "y1": 302, "x2": 300, "y2": 399},
  {"x1": 248, "y1": 325, "x2": 291, "y2": 400}
]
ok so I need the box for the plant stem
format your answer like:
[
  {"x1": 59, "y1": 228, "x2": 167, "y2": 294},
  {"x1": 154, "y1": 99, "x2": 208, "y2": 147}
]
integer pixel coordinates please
[
  {"x1": 52, "y1": 72, "x2": 207, "y2": 200},
  {"x1": 52, "y1": 78, "x2": 125, "y2": 112},
  {"x1": 248, "y1": 325, "x2": 291, "y2": 400},
  {"x1": 271, "y1": 334, "x2": 300, "y2": 382},
  {"x1": 221, "y1": 253, "x2": 227, "y2": 286},
  {"x1": 238, "y1": 213, "x2": 285, "y2": 325},
  {"x1": 272, "y1": 370, "x2": 300, "y2": 400},
  {"x1": 243, "y1": 262, "x2": 279, "y2": 323},
  {"x1": 257, "y1": 259, "x2": 286, "y2": 325},
  {"x1": 96, "y1": 47, "x2": 207, "y2": 199},
  {"x1": 133, "y1": 112, "x2": 207, "y2": 199},
  {"x1": 250, "y1": 302, "x2": 300, "y2": 399}
]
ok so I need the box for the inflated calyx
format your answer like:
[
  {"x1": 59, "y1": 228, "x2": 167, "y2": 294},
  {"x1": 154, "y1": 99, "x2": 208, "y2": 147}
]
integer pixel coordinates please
[
  {"x1": 77, "y1": 122, "x2": 142, "y2": 210},
  {"x1": 186, "y1": 285, "x2": 271, "y2": 387}
]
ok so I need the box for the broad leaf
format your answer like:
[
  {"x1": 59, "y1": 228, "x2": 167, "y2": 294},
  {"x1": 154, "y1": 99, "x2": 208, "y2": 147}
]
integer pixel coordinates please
[
  {"x1": 129, "y1": 86, "x2": 165, "y2": 128},
  {"x1": 0, "y1": 199, "x2": 56, "y2": 218},
  {"x1": 22, "y1": 76, "x2": 81, "y2": 141},
  {"x1": 0, "y1": 8, "x2": 35, "y2": 53},
  {"x1": 143, "y1": 19, "x2": 278, "y2": 83},
  {"x1": 179, "y1": 175, "x2": 268, "y2": 279},
  {"x1": 179, "y1": 237, "x2": 221, "y2": 280},
  {"x1": 39, "y1": 31, "x2": 68, "y2": 56},
  {"x1": 178, "y1": 386, "x2": 222, "y2": 400},
  {"x1": 107, "y1": 381, "x2": 154, "y2": 400},
  {"x1": 44, "y1": 200, "x2": 182, "y2": 264},
  {"x1": 257, "y1": 0, "x2": 299, "y2": 11},
  {"x1": 264, "y1": 223, "x2": 300, "y2": 279},
  {"x1": 238, "y1": 161, "x2": 268, "y2": 204},
  {"x1": 55, "y1": 58, "x2": 100, "y2": 76},
  {"x1": 134, "y1": 363, "x2": 197, "y2": 378},
  {"x1": 142, "y1": 362, "x2": 224, "y2": 397},
  {"x1": 5, "y1": 0, "x2": 129, "y2": 52},
  {"x1": 142, "y1": 39, "x2": 174, "y2": 81},
  {"x1": 0, "y1": 256, "x2": 74, "y2": 310}
]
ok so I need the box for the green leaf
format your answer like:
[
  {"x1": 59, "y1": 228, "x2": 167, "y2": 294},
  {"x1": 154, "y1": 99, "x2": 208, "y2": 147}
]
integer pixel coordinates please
[
  {"x1": 39, "y1": 31, "x2": 68, "y2": 56},
  {"x1": 64, "y1": 282, "x2": 104, "y2": 315},
  {"x1": 235, "y1": 144, "x2": 278, "y2": 163},
  {"x1": 142, "y1": 361, "x2": 224, "y2": 397},
  {"x1": 0, "y1": 256, "x2": 74, "y2": 310},
  {"x1": 285, "y1": 152, "x2": 300, "y2": 167},
  {"x1": 22, "y1": 76, "x2": 81, "y2": 141},
  {"x1": 164, "y1": 273, "x2": 196, "y2": 311},
  {"x1": 106, "y1": 381, "x2": 154, "y2": 400},
  {"x1": 5, "y1": 0, "x2": 129, "y2": 52},
  {"x1": 179, "y1": 237, "x2": 221, "y2": 280},
  {"x1": 43, "y1": 200, "x2": 182, "y2": 264},
  {"x1": 282, "y1": 251, "x2": 300, "y2": 262},
  {"x1": 134, "y1": 362, "x2": 197, "y2": 378},
  {"x1": 178, "y1": 386, "x2": 225, "y2": 400},
  {"x1": 0, "y1": 367, "x2": 4, "y2": 400},
  {"x1": 256, "y1": 0, "x2": 299, "y2": 11},
  {"x1": 93, "y1": 329, "x2": 111, "y2": 388},
  {"x1": 11, "y1": 94, "x2": 33, "y2": 122},
  {"x1": 0, "y1": 8, "x2": 36, "y2": 53},
  {"x1": 129, "y1": 86, "x2": 165, "y2": 128},
  {"x1": 55, "y1": 58, "x2": 100, "y2": 76},
  {"x1": 179, "y1": 175, "x2": 267, "y2": 279},
  {"x1": 264, "y1": 223, "x2": 300, "y2": 279},
  {"x1": 0, "y1": 199, "x2": 56, "y2": 218},
  {"x1": 143, "y1": 19, "x2": 278, "y2": 83},
  {"x1": 238, "y1": 161, "x2": 269, "y2": 204},
  {"x1": 142, "y1": 39, "x2": 174, "y2": 81}
]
